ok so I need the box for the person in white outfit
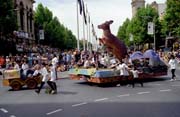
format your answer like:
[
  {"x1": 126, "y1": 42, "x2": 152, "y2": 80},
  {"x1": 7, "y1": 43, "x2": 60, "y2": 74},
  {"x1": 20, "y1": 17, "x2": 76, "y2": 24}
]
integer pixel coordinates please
[
  {"x1": 130, "y1": 66, "x2": 143, "y2": 88},
  {"x1": 52, "y1": 54, "x2": 58, "y2": 79},
  {"x1": 47, "y1": 64, "x2": 57, "y2": 94},
  {"x1": 52, "y1": 54, "x2": 58, "y2": 67},
  {"x1": 116, "y1": 60, "x2": 130, "y2": 86},
  {"x1": 35, "y1": 63, "x2": 49, "y2": 94},
  {"x1": 21, "y1": 60, "x2": 29, "y2": 79},
  {"x1": 168, "y1": 55, "x2": 178, "y2": 81},
  {"x1": 13, "y1": 61, "x2": 20, "y2": 71}
]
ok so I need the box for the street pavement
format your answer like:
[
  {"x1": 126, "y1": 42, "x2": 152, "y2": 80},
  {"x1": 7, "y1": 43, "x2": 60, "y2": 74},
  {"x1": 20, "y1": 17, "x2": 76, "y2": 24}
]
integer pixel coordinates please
[{"x1": 1, "y1": 70, "x2": 180, "y2": 117}]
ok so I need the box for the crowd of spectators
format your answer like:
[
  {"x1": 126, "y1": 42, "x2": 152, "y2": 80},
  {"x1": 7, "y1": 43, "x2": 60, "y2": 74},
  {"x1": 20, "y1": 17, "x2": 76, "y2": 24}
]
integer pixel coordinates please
[{"x1": 1, "y1": 36, "x2": 180, "y2": 77}]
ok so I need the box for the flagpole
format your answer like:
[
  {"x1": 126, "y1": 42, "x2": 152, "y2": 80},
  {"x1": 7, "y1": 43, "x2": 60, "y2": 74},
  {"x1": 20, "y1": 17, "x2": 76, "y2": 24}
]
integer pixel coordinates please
[
  {"x1": 82, "y1": 0, "x2": 86, "y2": 51},
  {"x1": 83, "y1": 14, "x2": 86, "y2": 51},
  {"x1": 76, "y1": 0, "x2": 80, "y2": 51},
  {"x1": 86, "y1": 4, "x2": 89, "y2": 51},
  {"x1": 86, "y1": 23, "x2": 89, "y2": 51},
  {"x1": 88, "y1": 14, "x2": 91, "y2": 51}
]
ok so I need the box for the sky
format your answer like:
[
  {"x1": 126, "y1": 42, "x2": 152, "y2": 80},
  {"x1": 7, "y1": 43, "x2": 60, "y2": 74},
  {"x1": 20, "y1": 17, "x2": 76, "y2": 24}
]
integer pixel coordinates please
[{"x1": 34, "y1": 0, "x2": 166, "y2": 41}]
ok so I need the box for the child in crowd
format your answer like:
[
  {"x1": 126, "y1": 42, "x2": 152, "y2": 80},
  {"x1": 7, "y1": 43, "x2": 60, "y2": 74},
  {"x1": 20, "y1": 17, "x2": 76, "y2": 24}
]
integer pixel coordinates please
[{"x1": 130, "y1": 66, "x2": 143, "y2": 88}]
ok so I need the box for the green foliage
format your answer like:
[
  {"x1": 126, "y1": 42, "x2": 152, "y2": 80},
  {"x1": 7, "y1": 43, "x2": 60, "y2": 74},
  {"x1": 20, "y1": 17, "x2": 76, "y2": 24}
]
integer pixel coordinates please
[
  {"x1": 163, "y1": 0, "x2": 180, "y2": 36},
  {"x1": 117, "y1": 18, "x2": 130, "y2": 45},
  {"x1": 34, "y1": 3, "x2": 77, "y2": 49},
  {"x1": 117, "y1": 5, "x2": 163, "y2": 48},
  {"x1": 0, "y1": 0, "x2": 17, "y2": 36}
]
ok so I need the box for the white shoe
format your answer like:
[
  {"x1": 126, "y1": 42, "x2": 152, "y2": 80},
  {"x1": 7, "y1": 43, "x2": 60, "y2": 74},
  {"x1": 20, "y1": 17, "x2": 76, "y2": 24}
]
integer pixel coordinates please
[
  {"x1": 126, "y1": 84, "x2": 131, "y2": 87},
  {"x1": 170, "y1": 79, "x2": 174, "y2": 81},
  {"x1": 116, "y1": 84, "x2": 121, "y2": 87}
]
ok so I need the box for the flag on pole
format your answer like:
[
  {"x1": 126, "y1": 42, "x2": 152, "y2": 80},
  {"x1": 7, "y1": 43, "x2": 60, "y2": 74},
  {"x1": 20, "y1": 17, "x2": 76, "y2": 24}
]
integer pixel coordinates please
[
  {"x1": 92, "y1": 23, "x2": 96, "y2": 36},
  {"x1": 77, "y1": 0, "x2": 82, "y2": 15},
  {"x1": 148, "y1": 22, "x2": 154, "y2": 35},
  {"x1": 82, "y1": 0, "x2": 87, "y2": 24},
  {"x1": 86, "y1": 4, "x2": 90, "y2": 24},
  {"x1": 88, "y1": 13, "x2": 90, "y2": 23},
  {"x1": 95, "y1": 35, "x2": 98, "y2": 40}
]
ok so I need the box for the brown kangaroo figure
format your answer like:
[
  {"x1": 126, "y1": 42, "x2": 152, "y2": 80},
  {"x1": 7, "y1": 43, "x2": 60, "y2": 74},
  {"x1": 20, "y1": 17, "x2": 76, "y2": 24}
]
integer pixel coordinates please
[{"x1": 98, "y1": 20, "x2": 127, "y2": 60}]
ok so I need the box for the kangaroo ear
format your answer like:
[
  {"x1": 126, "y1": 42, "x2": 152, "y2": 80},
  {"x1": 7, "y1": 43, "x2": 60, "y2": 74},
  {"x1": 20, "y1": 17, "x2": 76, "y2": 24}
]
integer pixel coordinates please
[{"x1": 109, "y1": 20, "x2": 113, "y2": 24}]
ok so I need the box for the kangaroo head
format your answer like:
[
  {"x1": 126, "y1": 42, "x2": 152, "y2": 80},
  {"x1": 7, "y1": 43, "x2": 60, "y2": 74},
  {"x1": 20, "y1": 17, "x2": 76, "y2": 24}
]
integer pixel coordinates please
[{"x1": 98, "y1": 20, "x2": 113, "y2": 30}]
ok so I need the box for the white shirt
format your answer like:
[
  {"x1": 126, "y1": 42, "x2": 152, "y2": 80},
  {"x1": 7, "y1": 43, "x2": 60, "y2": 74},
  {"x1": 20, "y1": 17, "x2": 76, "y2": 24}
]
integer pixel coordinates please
[
  {"x1": 110, "y1": 58, "x2": 116, "y2": 65},
  {"x1": 33, "y1": 70, "x2": 40, "y2": 76},
  {"x1": 21, "y1": 63, "x2": 29, "y2": 75},
  {"x1": 117, "y1": 63, "x2": 129, "y2": 76},
  {"x1": 84, "y1": 60, "x2": 90, "y2": 68},
  {"x1": 50, "y1": 66, "x2": 56, "y2": 81},
  {"x1": 168, "y1": 59, "x2": 178, "y2": 69},
  {"x1": 40, "y1": 67, "x2": 49, "y2": 82},
  {"x1": 14, "y1": 63, "x2": 20, "y2": 70},
  {"x1": 100, "y1": 57, "x2": 106, "y2": 66},
  {"x1": 130, "y1": 69, "x2": 138, "y2": 78},
  {"x1": 52, "y1": 57, "x2": 58, "y2": 67}
]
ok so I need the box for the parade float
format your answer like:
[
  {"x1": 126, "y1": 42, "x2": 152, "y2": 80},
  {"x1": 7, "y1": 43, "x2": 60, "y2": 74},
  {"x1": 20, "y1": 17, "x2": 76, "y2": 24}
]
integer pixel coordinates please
[
  {"x1": 2, "y1": 69, "x2": 42, "y2": 90},
  {"x1": 69, "y1": 20, "x2": 168, "y2": 84}
]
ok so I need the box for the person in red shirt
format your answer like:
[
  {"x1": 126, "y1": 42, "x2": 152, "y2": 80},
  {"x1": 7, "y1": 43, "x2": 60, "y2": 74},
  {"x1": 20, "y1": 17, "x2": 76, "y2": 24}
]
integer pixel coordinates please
[{"x1": 0, "y1": 56, "x2": 5, "y2": 68}]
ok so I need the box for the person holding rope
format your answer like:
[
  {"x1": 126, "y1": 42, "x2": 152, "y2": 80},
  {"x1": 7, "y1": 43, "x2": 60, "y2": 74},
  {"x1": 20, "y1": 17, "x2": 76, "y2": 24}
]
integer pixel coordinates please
[
  {"x1": 130, "y1": 66, "x2": 143, "y2": 88},
  {"x1": 47, "y1": 63, "x2": 57, "y2": 94},
  {"x1": 35, "y1": 63, "x2": 49, "y2": 94}
]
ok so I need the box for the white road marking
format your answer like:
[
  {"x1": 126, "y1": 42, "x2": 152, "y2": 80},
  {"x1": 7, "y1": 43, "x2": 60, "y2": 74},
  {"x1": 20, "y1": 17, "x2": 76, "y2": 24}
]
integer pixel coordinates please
[
  {"x1": 46, "y1": 109, "x2": 63, "y2": 115},
  {"x1": 159, "y1": 89, "x2": 171, "y2": 92},
  {"x1": 94, "y1": 98, "x2": 108, "y2": 102},
  {"x1": 137, "y1": 91, "x2": 150, "y2": 95},
  {"x1": 0, "y1": 108, "x2": 8, "y2": 113},
  {"x1": 172, "y1": 85, "x2": 180, "y2": 87},
  {"x1": 72, "y1": 102, "x2": 87, "y2": 107},
  {"x1": 117, "y1": 94, "x2": 130, "y2": 97},
  {"x1": 149, "y1": 84, "x2": 162, "y2": 86},
  {"x1": 10, "y1": 115, "x2": 16, "y2": 117}
]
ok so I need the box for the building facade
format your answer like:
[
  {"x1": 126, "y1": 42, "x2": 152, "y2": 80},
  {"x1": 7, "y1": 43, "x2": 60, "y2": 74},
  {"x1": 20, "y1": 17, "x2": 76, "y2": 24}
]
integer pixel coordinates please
[
  {"x1": 13, "y1": 0, "x2": 35, "y2": 40},
  {"x1": 151, "y1": 1, "x2": 166, "y2": 20},
  {"x1": 131, "y1": 0, "x2": 145, "y2": 17},
  {"x1": 131, "y1": 0, "x2": 166, "y2": 19}
]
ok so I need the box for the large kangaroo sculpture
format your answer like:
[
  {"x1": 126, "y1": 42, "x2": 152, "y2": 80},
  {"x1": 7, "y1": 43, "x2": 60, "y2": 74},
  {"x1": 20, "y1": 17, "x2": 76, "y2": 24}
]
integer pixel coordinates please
[{"x1": 98, "y1": 20, "x2": 127, "y2": 60}]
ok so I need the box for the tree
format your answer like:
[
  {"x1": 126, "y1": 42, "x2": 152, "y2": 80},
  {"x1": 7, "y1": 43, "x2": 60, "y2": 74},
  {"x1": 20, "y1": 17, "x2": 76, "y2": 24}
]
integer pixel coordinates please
[
  {"x1": 117, "y1": 18, "x2": 130, "y2": 46},
  {"x1": 118, "y1": 5, "x2": 161, "y2": 49},
  {"x1": 0, "y1": 0, "x2": 17, "y2": 37},
  {"x1": 163, "y1": 0, "x2": 180, "y2": 37},
  {"x1": 34, "y1": 4, "x2": 77, "y2": 49}
]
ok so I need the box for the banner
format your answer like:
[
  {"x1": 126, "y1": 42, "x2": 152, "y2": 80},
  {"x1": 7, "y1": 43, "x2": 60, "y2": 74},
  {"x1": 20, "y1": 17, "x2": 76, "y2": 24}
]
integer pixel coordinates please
[
  {"x1": 148, "y1": 22, "x2": 154, "y2": 35},
  {"x1": 39, "y1": 29, "x2": 44, "y2": 40},
  {"x1": 129, "y1": 33, "x2": 133, "y2": 41}
]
